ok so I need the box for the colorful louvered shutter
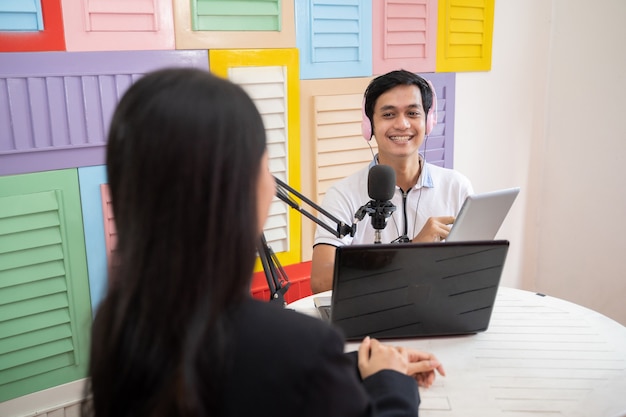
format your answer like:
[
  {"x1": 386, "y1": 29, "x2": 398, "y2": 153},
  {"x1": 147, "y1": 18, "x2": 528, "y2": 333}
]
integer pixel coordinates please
[
  {"x1": 372, "y1": 0, "x2": 438, "y2": 74},
  {"x1": 314, "y1": 92, "x2": 376, "y2": 199},
  {"x1": 77, "y1": 166, "x2": 110, "y2": 313},
  {"x1": 0, "y1": 0, "x2": 65, "y2": 52},
  {"x1": 100, "y1": 185, "x2": 116, "y2": 274},
  {"x1": 192, "y1": 0, "x2": 281, "y2": 31},
  {"x1": 436, "y1": 0, "x2": 495, "y2": 72},
  {"x1": 420, "y1": 72, "x2": 455, "y2": 167},
  {"x1": 174, "y1": 0, "x2": 295, "y2": 49},
  {"x1": 60, "y1": 0, "x2": 175, "y2": 51},
  {"x1": 296, "y1": 0, "x2": 373, "y2": 79},
  {"x1": 230, "y1": 66, "x2": 292, "y2": 255},
  {"x1": 0, "y1": 0, "x2": 44, "y2": 31},
  {"x1": 0, "y1": 50, "x2": 209, "y2": 176},
  {"x1": 210, "y1": 49, "x2": 301, "y2": 266},
  {"x1": 0, "y1": 169, "x2": 92, "y2": 402}
]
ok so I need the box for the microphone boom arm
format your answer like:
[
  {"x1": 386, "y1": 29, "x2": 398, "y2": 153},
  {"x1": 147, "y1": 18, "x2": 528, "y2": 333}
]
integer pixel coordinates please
[
  {"x1": 259, "y1": 176, "x2": 355, "y2": 305},
  {"x1": 258, "y1": 234, "x2": 290, "y2": 306},
  {"x1": 274, "y1": 176, "x2": 355, "y2": 238}
]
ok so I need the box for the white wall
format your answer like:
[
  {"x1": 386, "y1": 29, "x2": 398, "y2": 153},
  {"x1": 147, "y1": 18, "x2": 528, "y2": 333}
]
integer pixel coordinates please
[{"x1": 455, "y1": 0, "x2": 626, "y2": 325}]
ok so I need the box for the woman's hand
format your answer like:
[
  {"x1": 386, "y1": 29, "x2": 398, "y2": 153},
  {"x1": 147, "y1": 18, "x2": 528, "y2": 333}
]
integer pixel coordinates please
[
  {"x1": 358, "y1": 337, "x2": 446, "y2": 387},
  {"x1": 357, "y1": 336, "x2": 409, "y2": 379},
  {"x1": 395, "y1": 346, "x2": 446, "y2": 387}
]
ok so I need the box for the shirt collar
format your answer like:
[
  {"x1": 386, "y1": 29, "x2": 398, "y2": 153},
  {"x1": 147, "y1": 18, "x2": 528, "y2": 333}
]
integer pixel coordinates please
[{"x1": 370, "y1": 154, "x2": 434, "y2": 190}]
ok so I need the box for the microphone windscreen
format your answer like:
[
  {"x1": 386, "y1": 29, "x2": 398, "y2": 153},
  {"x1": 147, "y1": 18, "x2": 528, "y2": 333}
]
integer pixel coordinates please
[{"x1": 368, "y1": 165, "x2": 396, "y2": 201}]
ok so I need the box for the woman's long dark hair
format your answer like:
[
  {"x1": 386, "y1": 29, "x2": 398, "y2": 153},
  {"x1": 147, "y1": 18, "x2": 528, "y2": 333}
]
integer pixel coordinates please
[{"x1": 84, "y1": 68, "x2": 267, "y2": 417}]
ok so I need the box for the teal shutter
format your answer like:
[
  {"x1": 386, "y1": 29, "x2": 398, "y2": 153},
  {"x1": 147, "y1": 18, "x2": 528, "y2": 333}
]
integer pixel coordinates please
[
  {"x1": 0, "y1": 169, "x2": 92, "y2": 402},
  {"x1": 0, "y1": 0, "x2": 44, "y2": 31},
  {"x1": 192, "y1": 0, "x2": 281, "y2": 31}
]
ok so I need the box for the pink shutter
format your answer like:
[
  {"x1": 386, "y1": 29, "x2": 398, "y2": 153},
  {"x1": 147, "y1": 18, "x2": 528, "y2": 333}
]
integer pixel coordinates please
[
  {"x1": 61, "y1": 0, "x2": 175, "y2": 51},
  {"x1": 373, "y1": 0, "x2": 438, "y2": 74}
]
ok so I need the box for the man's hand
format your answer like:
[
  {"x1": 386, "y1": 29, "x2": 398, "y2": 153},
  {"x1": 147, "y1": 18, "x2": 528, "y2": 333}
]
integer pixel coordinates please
[{"x1": 413, "y1": 216, "x2": 455, "y2": 242}]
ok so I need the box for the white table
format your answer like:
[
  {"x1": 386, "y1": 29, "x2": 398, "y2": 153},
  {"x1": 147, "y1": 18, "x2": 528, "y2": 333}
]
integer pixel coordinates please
[{"x1": 288, "y1": 287, "x2": 626, "y2": 417}]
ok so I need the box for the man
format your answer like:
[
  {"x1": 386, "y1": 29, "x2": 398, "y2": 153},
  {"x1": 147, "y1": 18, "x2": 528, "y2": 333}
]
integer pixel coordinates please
[{"x1": 310, "y1": 70, "x2": 473, "y2": 293}]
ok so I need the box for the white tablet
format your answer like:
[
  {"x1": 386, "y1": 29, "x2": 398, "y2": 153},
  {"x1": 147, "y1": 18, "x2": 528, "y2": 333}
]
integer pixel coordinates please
[{"x1": 446, "y1": 187, "x2": 520, "y2": 242}]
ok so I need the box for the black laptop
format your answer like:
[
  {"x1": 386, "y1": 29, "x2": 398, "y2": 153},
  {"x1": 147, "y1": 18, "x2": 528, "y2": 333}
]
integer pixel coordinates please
[{"x1": 315, "y1": 240, "x2": 509, "y2": 340}]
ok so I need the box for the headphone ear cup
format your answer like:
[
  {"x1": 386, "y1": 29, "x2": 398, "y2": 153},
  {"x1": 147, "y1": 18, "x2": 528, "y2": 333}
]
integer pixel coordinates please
[
  {"x1": 361, "y1": 97, "x2": 372, "y2": 140},
  {"x1": 425, "y1": 79, "x2": 437, "y2": 136}
]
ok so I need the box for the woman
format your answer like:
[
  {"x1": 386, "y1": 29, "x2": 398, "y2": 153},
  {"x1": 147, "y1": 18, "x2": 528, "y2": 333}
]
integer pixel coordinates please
[{"x1": 84, "y1": 68, "x2": 444, "y2": 417}]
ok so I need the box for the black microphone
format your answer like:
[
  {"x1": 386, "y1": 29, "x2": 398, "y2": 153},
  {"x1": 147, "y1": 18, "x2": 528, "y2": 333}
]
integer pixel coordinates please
[
  {"x1": 354, "y1": 165, "x2": 397, "y2": 243},
  {"x1": 368, "y1": 164, "x2": 396, "y2": 202}
]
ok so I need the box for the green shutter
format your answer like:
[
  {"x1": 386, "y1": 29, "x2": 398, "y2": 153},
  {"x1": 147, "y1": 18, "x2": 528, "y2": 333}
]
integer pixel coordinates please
[
  {"x1": 192, "y1": 0, "x2": 281, "y2": 31},
  {"x1": 0, "y1": 169, "x2": 92, "y2": 402}
]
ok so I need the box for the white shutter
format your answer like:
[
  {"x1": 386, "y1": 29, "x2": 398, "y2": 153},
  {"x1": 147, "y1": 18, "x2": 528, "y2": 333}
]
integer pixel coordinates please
[
  {"x1": 313, "y1": 93, "x2": 376, "y2": 201},
  {"x1": 228, "y1": 66, "x2": 290, "y2": 253}
]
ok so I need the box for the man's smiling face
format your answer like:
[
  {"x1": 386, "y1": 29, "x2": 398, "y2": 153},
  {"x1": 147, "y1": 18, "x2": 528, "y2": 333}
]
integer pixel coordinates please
[{"x1": 372, "y1": 84, "x2": 426, "y2": 160}]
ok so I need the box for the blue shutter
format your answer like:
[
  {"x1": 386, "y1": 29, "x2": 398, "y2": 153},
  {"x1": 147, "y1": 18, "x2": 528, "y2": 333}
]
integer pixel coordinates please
[
  {"x1": 78, "y1": 165, "x2": 109, "y2": 313},
  {"x1": 0, "y1": 0, "x2": 43, "y2": 31},
  {"x1": 296, "y1": 0, "x2": 372, "y2": 79}
]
